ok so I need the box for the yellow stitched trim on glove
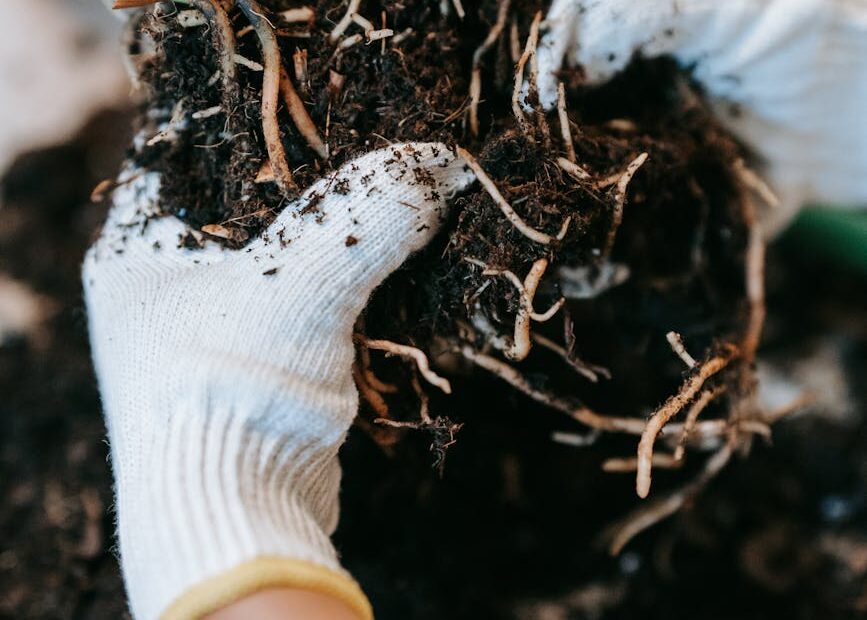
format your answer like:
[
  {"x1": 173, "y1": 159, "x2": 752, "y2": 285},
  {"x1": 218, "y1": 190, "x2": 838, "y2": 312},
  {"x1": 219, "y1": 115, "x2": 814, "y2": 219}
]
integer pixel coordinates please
[{"x1": 160, "y1": 556, "x2": 373, "y2": 620}]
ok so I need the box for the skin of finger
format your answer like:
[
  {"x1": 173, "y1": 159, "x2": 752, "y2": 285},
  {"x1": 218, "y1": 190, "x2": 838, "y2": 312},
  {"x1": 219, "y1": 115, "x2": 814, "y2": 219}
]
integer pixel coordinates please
[{"x1": 204, "y1": 588, "x2": 363, "y2": 620}]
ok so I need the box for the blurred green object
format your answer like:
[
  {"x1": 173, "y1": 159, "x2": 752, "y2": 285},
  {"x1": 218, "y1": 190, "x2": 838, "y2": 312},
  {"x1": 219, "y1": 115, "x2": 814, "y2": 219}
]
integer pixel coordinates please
[{"x1": 782, "y1": 207, "x2": 867, "y2": 276}]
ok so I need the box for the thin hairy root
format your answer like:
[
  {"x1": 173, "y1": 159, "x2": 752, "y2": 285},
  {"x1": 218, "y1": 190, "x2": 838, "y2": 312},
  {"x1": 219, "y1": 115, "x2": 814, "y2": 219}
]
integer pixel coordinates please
[
  {"x1": 279, "y1": 68, "x2": 328, "y2": 159},
  {"x1": 556, "y1": 82, "x2": 577, "y2": 163},
  {"x1": 352, "y1": 363, "x2": 390, "y2": 419},
  {"x1": 531, "y1": 298, "x2": 565, "y2": 322},
  {"x1": 280, "y1": 7, "x2": 315, "y2": 23},
  {"x1": 392, "y1": 28, "x2": 413, "y2": 45},
  {"x1": 234, "y1": 53, "x2": 264, "y2": 71},
  {"x1": 356, "y1": 336, "x2": 452, "y2": 394},
  {"x1": 532, "y1": 332, "x2": 609, "y2": 383},
  {"x1": 666, "y1": 331, "x2": 697, "y2": 368},
  {"x1": 673, "y1": 386, "x2": 725, "y2": 460},
  {"x1": 467, "y1": 258, "x2": 562, "y2": 361},
  {"x1": 603, "y1": 453, "x2": 682, "y2": 473},
  {"x1": 511, "y1": 11, "x2": 542, "y2": 136},
  {"x1": 609, "y1": 439, "x2": 734, "y2": 555},
  {"x1": 459, "y1": 346, "x2": 649, "y2": 434},
  {"x1": 636, "y1": 345, "x2": 737, "y2": 499},
  {"x1": 603, "y1": 152, "x2": 649, "y2": 258},
  {"x1": 740, "y1": 193, "x2": 766, "y2": 362},
  {"x1": 187, "y1": 0, "x2": 238, "y2": 113},
  {"x1": 469, "y1": 0, "x2": 511, "y2": 137},
  {"x1": 457, "y1": 147, "x2": 569, "y2": 245},
  {"x1": 734, "y1": 159, "x2": 780, "y2": 209},
  {"x1": 329, "y1": 0, "x2": 362, "y2": 43},
  {"x1": 237, "y1": 0, "x2": 295, "y2": 195},
  {"x1": 557, "y1": 157, "x2": 591, "y2": 181}
]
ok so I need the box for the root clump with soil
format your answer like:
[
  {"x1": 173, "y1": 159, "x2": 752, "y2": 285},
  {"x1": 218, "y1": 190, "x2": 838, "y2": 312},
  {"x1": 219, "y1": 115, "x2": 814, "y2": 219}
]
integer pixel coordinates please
[{"x1": 117, "y1": 0, "x2": 788, "y2": 551}]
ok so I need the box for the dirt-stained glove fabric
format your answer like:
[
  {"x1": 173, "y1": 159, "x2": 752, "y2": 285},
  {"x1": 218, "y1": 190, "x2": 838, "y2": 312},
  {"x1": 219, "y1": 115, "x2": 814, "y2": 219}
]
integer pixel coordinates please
[
  {"x1": 537, "y1": 0, "x2": 867, "y2": 234},
  {"x1": 83, "y1": 143, "x2": 473, "y2": 620}
]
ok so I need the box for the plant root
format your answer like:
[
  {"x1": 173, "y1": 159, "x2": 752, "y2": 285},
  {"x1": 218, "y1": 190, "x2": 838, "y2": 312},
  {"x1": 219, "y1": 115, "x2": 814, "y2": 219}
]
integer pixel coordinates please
[
  {"x1": 636, "y1": 345, "x2": 737, "y2": 499},
  {"x1": 666, "y1": 331, "x2": 696, "y2": 369},
  {"x1": 532, "y1": 332, "x2": 610, "y2": 383},
  {"x1": 466, "y1": 258, "x2": 564, "y2": 361},
  {"x1": 469, "y1": 0, "x2": 511, "y2": 137},
  {"x1": 236, "y1": 0, "x2": 296, "y2": 195},
  {"x1": 603, "y1": 152, "x2": 649, "y2": 258},
  {"x1": 457, "y1": 146, "x2": 570, "y2": 245},
  {"x1": 329, "y1": 0, "x2": 362, "y2": 43},
  {"x1": 279, "y1": 67, "x2": 328, "y2": 159},
  {"x1": 608, "y1": 437, "x2": 735, "y2": 555},
  {"x1": 556, "y1": 82, "x2": 577, "y2": 163},
  {"x1": 603, "y1": 453, "x2": 682, "y2": 473},
  {"x1": 356, "y1": 336, "x2": 452, "y2": 394},
  {"x1": 673, "y1": 386, "x2": 726, "y2": 461},
  {"x1": 511, "y1": 11, "x2": 542, "y2": 137},
  {"x1": 740, "y1": 191, "x2": 766, "y2": 363}
]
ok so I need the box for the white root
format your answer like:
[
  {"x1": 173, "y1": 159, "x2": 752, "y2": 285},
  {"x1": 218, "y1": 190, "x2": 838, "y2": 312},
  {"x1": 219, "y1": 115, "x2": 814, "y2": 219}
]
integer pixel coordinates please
[
  {"x1": 329, "y1": 0, "x2": 362, "y2": 43},
  {"x1": 350, "y1": 12, "x2": 375, "y2": 33},
  {"x1": 457, "y1": 146, "x2": 570, "y2": 245},
  {"x1": 532, "y1": 332, "x2": 610, "y2": 383},
  {"x1": 458, "y1": 346, "x2": 648, "y2": 434},
  {"x1": 191, "y1": 105, "x2": 223, "y2": 120},
  {"x1": 609, "y1": 439, "x2": 734, "y2": 555},
  {"x1": 511, "y1": 11, "x2": 542, "y2": 136},
  {"x1": 665, "y1": 331, "x2": 696, "y2": 368},
  {"x1": 367, "y1": 28, "x2": 394, "y2": 42},
  {"x1": 357, "y1": 337, "x2": 452, "y2": 395},
  {"x1": 467, "y1": 258, "x2": 564, "y2": 361},
  {"x1": 603, "y1": 453, "x2": 682, "y2": 473},
  {"x1": 635, "y1": 346, "x2": 736, "y2": 499},
  {"x1": 451, "y1": 0, "x2": 466, "y2": 19},
  {"x1": 469, "y1": 0, "x2": 511, "y2": 137},
  {"x1": 280, "y1": 6, "x2": 315, "y2": 23},
  {"x1": 673, "y1": 387, "x2": 724, "y2": 461},
  {"x1": 337, "y1": 33, "x2": 364, "y2": 51},
  {"x1": 234, "y1": 53, "x2": 264, "y2": 71},
  {"x1": 279, "y1": 68, "x2": 328, "y2": 159},
  {"x1": 237, "y1": 0, "x2": 296, "y2": 194},
  {"x1": 557, "y1": 82, "x2": 577, "y2": 163},
  {"x1": 557, "y1": 157, "x2": 591, "y2": 181},
  {"x1": 603, "y1": 152, "x2": 648, "y2": 258}
]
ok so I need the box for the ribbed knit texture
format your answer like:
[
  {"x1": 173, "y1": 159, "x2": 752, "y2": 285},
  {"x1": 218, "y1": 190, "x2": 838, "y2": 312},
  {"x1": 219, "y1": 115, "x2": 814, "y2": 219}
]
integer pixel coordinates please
[
  {"x1": 537, "y1": 0, "x2": 867, "y2": 233},
  {"x1": 83, "y1": 143, "x2": 474, "y2": 620}
]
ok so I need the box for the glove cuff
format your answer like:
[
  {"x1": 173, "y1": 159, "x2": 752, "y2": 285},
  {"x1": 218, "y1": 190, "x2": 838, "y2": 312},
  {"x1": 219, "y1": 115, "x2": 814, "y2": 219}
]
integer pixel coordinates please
[{"x1": 109, "y1": 398, "x2": 368, "y2": 620}]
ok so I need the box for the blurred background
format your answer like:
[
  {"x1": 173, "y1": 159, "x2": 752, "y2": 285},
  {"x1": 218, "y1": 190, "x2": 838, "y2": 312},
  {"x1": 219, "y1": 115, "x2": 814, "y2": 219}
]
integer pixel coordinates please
[{"x1": 0, "y1": 1, "x2": 864, "y2": 618}]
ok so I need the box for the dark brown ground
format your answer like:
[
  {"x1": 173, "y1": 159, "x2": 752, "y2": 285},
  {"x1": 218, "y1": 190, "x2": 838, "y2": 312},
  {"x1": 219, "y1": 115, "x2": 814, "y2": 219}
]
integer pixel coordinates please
[{"x1": 1, "y1": 1, "x2": 866, "y2": 618}]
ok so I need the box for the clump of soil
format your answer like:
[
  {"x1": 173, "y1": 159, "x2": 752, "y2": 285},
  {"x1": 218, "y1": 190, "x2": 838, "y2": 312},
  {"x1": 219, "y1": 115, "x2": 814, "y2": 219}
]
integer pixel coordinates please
[{"x1": 126, "y1": 0, "x2": 770, "y2": 546}]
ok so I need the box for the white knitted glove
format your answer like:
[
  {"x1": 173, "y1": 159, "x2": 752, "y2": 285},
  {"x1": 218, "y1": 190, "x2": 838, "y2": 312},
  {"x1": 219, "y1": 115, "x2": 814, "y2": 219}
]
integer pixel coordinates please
[
  {"x1": 537, "y1": 0, "x2": 867, "y2": 233},
  {"x1": 83, "y1": 143, "x2": 473, "y2": 620}
]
